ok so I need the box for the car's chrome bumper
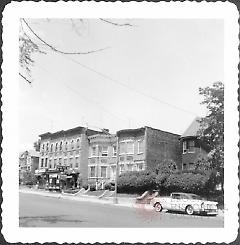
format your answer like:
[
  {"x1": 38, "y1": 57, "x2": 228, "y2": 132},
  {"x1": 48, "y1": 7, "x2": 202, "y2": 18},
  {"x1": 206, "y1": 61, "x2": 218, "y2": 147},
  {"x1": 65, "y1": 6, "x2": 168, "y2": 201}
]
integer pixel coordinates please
[{"x1": 198, "y1": 209, "x2": 218, "y2": 215}]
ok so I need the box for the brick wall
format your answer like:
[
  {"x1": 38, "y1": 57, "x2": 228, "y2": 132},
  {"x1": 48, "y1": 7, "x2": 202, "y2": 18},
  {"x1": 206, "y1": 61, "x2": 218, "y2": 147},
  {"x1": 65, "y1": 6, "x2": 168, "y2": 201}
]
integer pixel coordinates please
[
  {"x1": 145, "y1": 127, "x2": 182, "y2": 170},
  {"x1": 80, "y1": 133, "x2": 89, "y2": 185}
]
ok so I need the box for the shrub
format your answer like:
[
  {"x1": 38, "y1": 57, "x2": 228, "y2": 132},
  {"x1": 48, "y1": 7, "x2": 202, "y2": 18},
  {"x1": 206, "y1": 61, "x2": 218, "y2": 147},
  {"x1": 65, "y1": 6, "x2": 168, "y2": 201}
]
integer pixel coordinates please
[
  {"x1": 104, "y1": 182, "x2": 115, "y2": 191},
  {"x1": 162, "y1": 172, "x2": 211, "y2": 195},
  {"x1": 118, "y1": 170, "x2": 156, "y2": 194},
  {"x1": 21, "y1": 171, "x2": 37, "y2": 185}
]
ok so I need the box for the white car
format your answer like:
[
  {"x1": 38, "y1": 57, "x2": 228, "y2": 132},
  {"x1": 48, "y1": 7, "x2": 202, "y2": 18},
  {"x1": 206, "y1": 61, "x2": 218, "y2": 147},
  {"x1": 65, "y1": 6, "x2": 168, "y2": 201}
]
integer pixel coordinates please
[{"x1": 150, "y1": 192, "x2": 218, "y2": 215}]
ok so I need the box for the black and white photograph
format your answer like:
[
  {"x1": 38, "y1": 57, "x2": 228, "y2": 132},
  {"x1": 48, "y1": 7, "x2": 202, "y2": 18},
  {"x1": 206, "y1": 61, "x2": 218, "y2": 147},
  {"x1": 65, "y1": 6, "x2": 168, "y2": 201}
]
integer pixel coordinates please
[{"x1": 1, "y1": 1, "x2": 239, "y2": 244}]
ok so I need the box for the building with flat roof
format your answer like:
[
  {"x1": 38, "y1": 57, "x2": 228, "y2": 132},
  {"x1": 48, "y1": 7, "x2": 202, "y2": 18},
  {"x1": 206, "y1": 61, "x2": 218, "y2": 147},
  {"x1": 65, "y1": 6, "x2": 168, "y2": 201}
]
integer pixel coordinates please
[
  {"x1": 37, "y1": 126, "x2": 101, "y2": 189},
  {"x1": 117, "y1": 126, "x2": 182, "y2": 173}
]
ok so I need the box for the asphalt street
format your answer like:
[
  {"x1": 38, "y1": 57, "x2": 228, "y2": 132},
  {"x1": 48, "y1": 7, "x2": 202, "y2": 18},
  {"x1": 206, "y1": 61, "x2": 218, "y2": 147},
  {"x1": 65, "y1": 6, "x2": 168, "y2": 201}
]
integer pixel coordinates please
[{"x1": 19, "y1": 192, "x2": 224, "y2": 227}]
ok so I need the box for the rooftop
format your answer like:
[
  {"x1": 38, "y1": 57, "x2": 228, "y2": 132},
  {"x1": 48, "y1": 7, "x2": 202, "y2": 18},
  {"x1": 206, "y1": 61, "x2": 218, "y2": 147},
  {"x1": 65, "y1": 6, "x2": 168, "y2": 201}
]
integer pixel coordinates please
[
  {"x1": 39, "y1": 126, "x2": 102, "y2": 139},
  {"x1": 117, "y1": 126, "x2": 180, "y2": 137},
  {"x1": 181, "y1": 117, "x2": 201, "y2": 138}
]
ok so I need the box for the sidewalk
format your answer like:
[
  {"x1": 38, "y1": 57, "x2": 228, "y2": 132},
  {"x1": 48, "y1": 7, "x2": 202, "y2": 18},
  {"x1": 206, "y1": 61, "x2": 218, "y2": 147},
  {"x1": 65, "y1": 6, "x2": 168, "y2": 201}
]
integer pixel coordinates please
[
  {"x1": 19, "y1": 187, "x2": 153, "y2": 210},
  {"x1": 19, "y1": 187, "x2": 224, "y2": 216}
]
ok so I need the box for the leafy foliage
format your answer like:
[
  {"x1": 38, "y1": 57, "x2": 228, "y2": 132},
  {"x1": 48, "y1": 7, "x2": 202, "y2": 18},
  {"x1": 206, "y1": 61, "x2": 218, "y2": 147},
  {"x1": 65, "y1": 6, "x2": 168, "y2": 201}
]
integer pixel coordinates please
[
  {"x1": 118, "y1": 170, "x2": 156, "y2": 193},
  {"x1": 198, "y1": 81, "x2": 224, "y2": 189},
  {"x1": 21, "y1": 171, "x2": 37, "y2": 185}
]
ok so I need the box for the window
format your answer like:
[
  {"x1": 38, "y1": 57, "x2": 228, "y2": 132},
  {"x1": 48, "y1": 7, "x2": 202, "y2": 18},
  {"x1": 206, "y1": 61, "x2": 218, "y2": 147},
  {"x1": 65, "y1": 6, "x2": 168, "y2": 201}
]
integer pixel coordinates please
[
  {"x1": 183, "y1": 141, "x2": 187, "y2": 153},
  {"x1": 50, "y1": 144, "x2": 53, "y2": 152},
  {"x1": 189, "y1": 162, "x2": 195, "y2": 170},
  {"x1": 127, "y1": 164, "x2": 133, "y2": 171},
  {"x1": 75, "y1": 157, "x2": 79, "y2": 168},
  {"x1": 126, "y1": 141, "x2": 134, "y2": 154},
  {"x1": 49, "y1": 160, "x2": 52, "y2": 169},
  {"x1": 42, "y1": 144, "x2": 45, "y2": 151},
  {"x1": 119, "y1": 156, "x2": 124, "y2": 162},
  {"x1": 69, "y1": 158, "x2": 73, "y2": 168},
  {"x1": 183, "y1": 140, "x2": 195, "y2": 153},
  {"x1": 182, "y1": 163, "x2": 187, "y2": 170},
  {"x1": 55, "y1": 143, "x2": 58, "y2": 152},
  {"x1": 101, "y1": 146, "x2": 108, "y2": 157},
  {"x1": 138, "y1": 163, "x2": 143, "y2": 171},
  {"x1": 126, "y1": 155, "x2": 133, "y2": 162},
  {"x1": 54, "y1": 159, "x2": 57, "y2": 168},
  {"x1": 101, "y1": 166, "x2": 107, "y2": 178},
  {"x1": 45, "y1": 158, "x2": 48, "y2": 167},
  {"x1": 46, "y1": 143, "x2": 49, "y2": 151},
  {"x1": 65, "y1": 141, "x2": 68, "y2": 151},
  {"x1": 119, "y1": 164, "x2": 124, "y2": 174},
  {"x1": 71, "y1": 140, "x2": 74, "y2": 149},
  {"x1": 41, "y1": 159, "x2": 44, "y2": 167},
  {"x1": 138, "y1": 140, "x2": 144, "y2": 154},
  {"x1": 59, "y1": 141, "x2": 63, "y2": 151},
  {"x1": 59, "y1": 158, "x2": 62, "y2": 166},
  {"x1": 188, "y1": 140, "x2": 195, "y2": 153},
  {"x1": 172, "y1": 194, "x2": 181, "y2": 199},
  {"x1": 91, "y1": 146, "x2": 97, "y2": 157},
  {"x1": 76, "y1": 138, "x2": 80, "y2": 148},
  {"x1": 64, "y1": 158, "x2": 67, "y2": 165},
  {"x1": 119, "y1": 142, "x2": 126, "y2": 154},
  {"x1": 90, "y1": 166, "x2": 96, "y2": 177},
  {"x1": 113, "y1": 145, "x2": 117, "y2": 156}
]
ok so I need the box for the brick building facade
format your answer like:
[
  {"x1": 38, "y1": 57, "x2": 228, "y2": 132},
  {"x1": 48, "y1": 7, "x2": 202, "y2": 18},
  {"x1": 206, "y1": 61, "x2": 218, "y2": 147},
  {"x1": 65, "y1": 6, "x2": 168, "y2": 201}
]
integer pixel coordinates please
[
  {"x1": 117, "y1": 126, "x2": 182, "y2": 173},
  {"x1": 37, "y1": 126, "x2": 101, "y2": 189},
  {"x1": 180, "y1": 117, "x2": 209, "y2": 170}
]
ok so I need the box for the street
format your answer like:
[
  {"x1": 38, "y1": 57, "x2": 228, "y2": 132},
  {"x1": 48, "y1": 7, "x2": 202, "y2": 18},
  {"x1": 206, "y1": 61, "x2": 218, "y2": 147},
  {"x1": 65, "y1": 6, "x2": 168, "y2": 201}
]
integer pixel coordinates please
[{"x1": 19, "y1": 192, "x2": 224, "y2": 227}]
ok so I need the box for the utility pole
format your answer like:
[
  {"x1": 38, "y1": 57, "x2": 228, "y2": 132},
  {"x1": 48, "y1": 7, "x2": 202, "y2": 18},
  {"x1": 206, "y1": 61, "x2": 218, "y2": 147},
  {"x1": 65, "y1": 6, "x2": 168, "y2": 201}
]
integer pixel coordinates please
[{"x1": 113, "y1": 135, "x2": 119, "y2": 204}]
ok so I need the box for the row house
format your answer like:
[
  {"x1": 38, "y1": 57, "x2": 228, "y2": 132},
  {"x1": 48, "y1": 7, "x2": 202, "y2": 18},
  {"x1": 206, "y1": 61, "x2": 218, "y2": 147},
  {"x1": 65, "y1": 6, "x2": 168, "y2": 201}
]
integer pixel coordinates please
[
  {"x1": 19, "y1": 150, "x2": 40, "y2": 183},
  {"x1": 116, "y1": 126, "x2": 182, "y2": 173},
  {"x1": 180, "y1": 117, "x2": 210, "y2": 170},
  {"x1": 19, "y1": 150, "x2": 40, "y2": 173},
  {"x1": 88, "y1": 132, "x2": 117, "y2": 188},
  {"x1": 37, "y1": 126, "x2": 101, "y2": 189}
]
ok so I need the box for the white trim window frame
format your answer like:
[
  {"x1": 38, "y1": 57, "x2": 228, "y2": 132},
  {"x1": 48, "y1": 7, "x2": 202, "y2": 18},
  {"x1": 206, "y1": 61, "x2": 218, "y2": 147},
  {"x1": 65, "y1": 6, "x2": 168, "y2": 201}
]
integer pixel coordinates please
[
  {"x1": 91, "y1": 146, "x2": 97, "y2": 157},
  {"x1": 101, "y1": 146, "x2": 108, "y2": 157},
  {"x1": 137, "y1": 140, "x2": 144, "y2": 154},
  {"x1": 100, "y1": 166, "x2": 107, "y2": 178},
  {"x1": 112, "y1": 145, "x2": 117, "y2": 157},
  {"x1": 188, "y1": 140, "x2": 195, "y2": 153},
  {"x1": 126, "y1": 141, "x2": 134, "y2": 154},
  {"x1": 183, "y1": 140, "x2": 187, "y2": 154},
  {"x1": 89, "y1": 166, "x2": 96, "y2": 178},
  {"x1": 119, "y1": 141, "x2": 126, "y2": 155}
]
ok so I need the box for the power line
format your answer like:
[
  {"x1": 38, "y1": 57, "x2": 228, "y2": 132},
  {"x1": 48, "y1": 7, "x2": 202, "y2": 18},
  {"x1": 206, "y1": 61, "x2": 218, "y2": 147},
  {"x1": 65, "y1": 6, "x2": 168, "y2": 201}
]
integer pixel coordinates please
[
  {"x1": 22, "y1": 18, "x2": 110, "y2": 55},
  {"x1": 59, "y1": 54, "x2": 198, "y2": 116},
  {"x1": 36, "y1": 63, "x2": 127, "y2": 124}
]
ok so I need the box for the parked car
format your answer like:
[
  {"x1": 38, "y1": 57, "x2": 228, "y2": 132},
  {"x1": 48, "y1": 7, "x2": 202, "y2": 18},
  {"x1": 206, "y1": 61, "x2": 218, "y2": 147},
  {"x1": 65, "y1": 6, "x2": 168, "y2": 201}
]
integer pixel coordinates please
[{"x1": 150, "y1": 192, "x2": 218, "y2": 215}]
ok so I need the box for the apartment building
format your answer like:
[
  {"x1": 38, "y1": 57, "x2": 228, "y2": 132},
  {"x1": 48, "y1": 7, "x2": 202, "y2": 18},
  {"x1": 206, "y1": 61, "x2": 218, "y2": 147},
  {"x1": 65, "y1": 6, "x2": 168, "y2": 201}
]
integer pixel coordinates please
[
  {"x1": 19, "y1": 150, "x2": 40, "y2": 173},
  {"x1": 117, "y1": 126, "x2": 182, "y2": 173},
  {"x1": 180, "y1": 117, "x2": 210, "y2": 170},
  {"x1": 37, "y1": 126, "x2": 101, "y2": 189},
  {"x1": 88, "y1": 132, "x2": 117, "y2": 188}
]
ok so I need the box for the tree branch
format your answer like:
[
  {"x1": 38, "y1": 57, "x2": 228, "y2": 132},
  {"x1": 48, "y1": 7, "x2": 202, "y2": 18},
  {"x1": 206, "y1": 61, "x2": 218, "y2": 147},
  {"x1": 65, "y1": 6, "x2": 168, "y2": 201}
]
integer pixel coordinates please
[
  {"x1": 19, "y1": 72, "x2": 32, "y2": 84},
  {"x1": 22, "y1": 18, "x2": 110, "y2": 55}
]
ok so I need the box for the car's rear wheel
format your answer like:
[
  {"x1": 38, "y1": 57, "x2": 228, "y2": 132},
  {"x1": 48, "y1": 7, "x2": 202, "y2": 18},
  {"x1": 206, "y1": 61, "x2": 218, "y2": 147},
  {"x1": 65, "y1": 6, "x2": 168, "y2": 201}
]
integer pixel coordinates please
[
  {"x1": 185, "y1": 205, "x2": 194, "y2": 215},
  {"x1": 154, "y1": 202, "x2": 162, "y2": 212}
]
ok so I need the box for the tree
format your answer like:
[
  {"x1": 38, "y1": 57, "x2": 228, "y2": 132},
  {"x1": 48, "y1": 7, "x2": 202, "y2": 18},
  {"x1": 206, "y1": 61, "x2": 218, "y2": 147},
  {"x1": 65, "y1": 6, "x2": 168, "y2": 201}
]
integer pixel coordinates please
[
  {"x1": 21, "y1": 171, "x2": 37, "y2": 185},
  {"x1": 19, "y1": 18, "x2": 134, "y2": 84},
  {"x1": 155, "y1": 159, "x2": 177, "y2": 175},
  {"x1": 198, "y1": 81, "x2": 224, "y2": 191},
  {"x1": 155, "y1": 159, "x2": 177, "y2": 192}
]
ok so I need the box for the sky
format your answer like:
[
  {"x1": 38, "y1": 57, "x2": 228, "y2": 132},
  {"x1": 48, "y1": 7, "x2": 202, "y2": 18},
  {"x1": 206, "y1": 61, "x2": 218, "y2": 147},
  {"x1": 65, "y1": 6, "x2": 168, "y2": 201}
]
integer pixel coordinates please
[{"x1": 19, "y1": 18, "x2": 224, "y2": 151}]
